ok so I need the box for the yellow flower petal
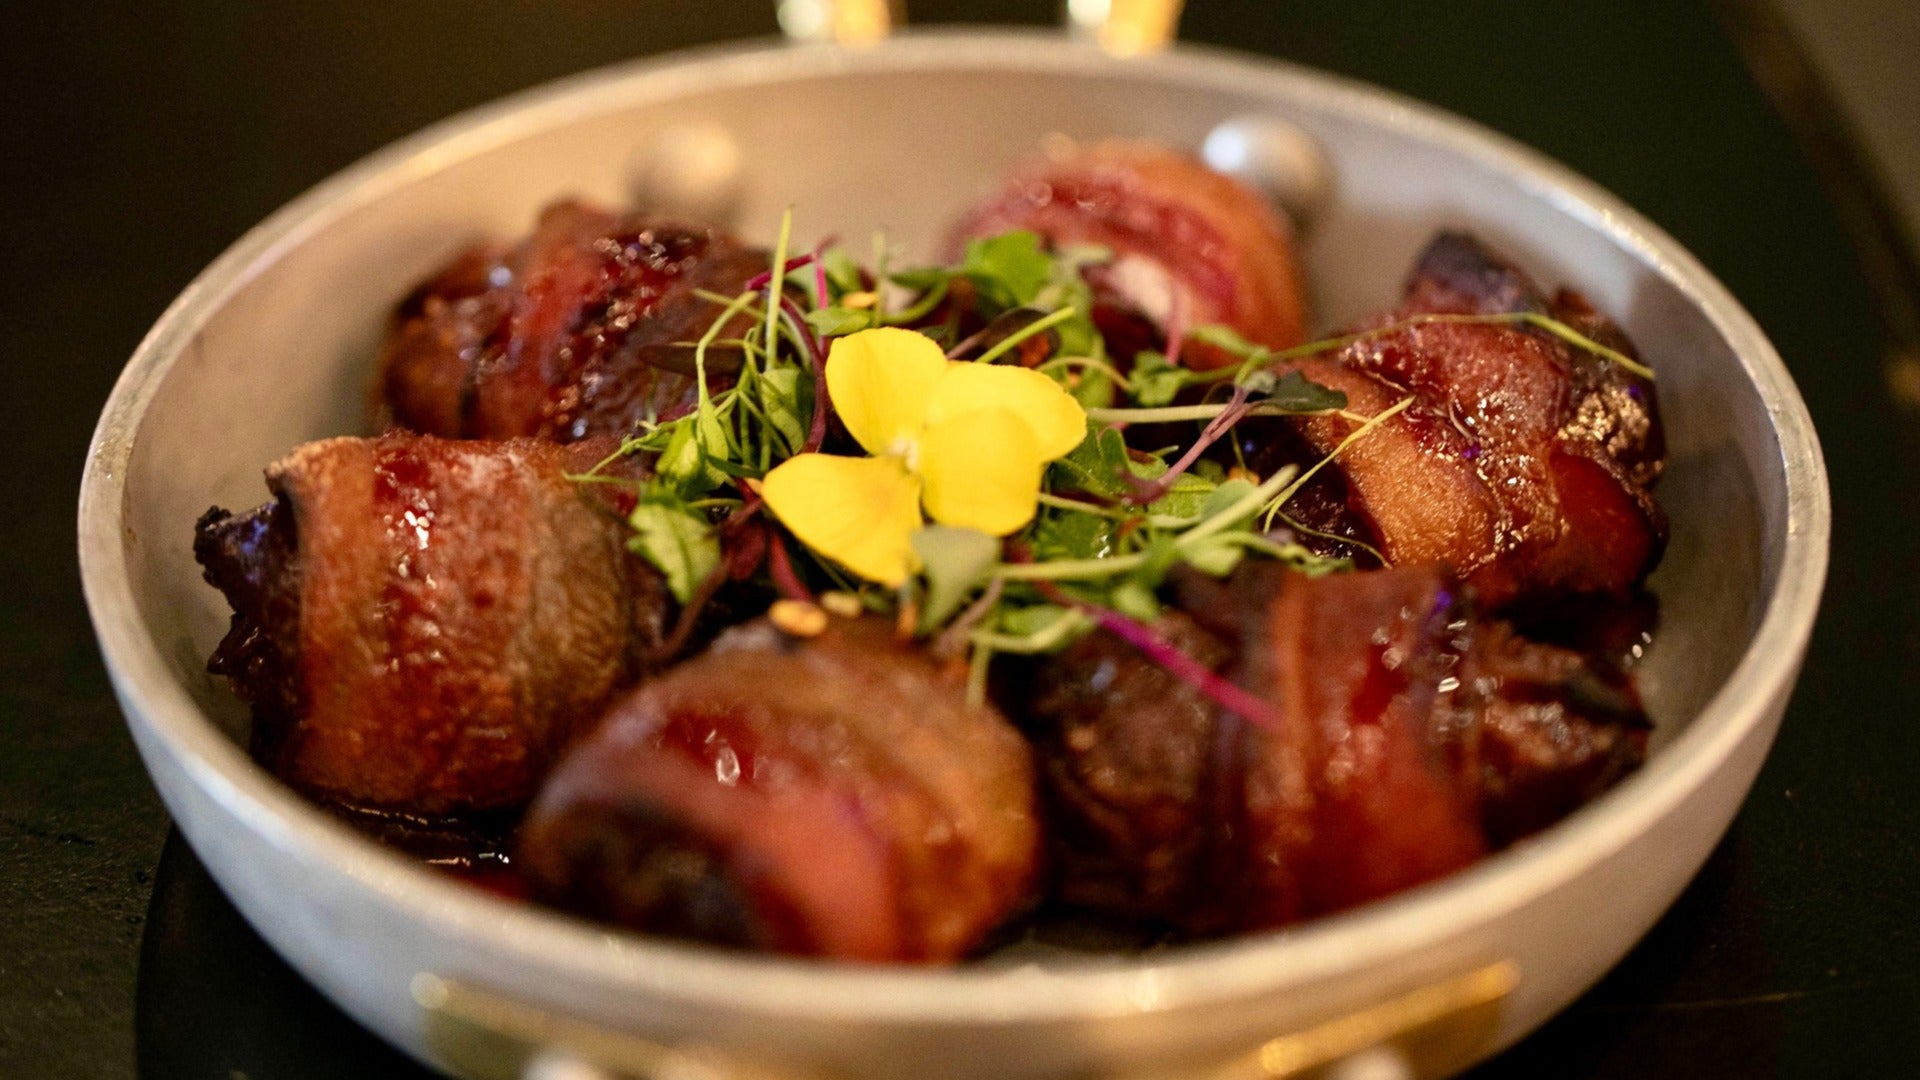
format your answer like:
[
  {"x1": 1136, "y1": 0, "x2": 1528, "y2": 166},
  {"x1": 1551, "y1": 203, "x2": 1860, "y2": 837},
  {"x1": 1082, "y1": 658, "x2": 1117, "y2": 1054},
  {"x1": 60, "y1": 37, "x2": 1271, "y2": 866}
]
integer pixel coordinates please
[
  {"x1": 826, "y1": 327, "x2": 949, "y2": 457},
  {"x1": 926, "y1": 361, "x2": 1087, "y2": 461},
  {"x1": 762, "y1": 453, "x2": 924, "y2": 586},
  {"x1": 918, "y1": 408, "x2": 1045, "y2": 536}
]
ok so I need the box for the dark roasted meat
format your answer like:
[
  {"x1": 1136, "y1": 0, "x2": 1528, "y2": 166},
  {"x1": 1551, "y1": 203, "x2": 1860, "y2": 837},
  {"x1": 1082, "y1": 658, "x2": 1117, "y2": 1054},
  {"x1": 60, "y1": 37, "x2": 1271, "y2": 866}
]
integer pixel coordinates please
[
  {"x1": 519, "y1": 617, "x2": 1040, "y2": 962},
  {"x1": 950, "y1": 140, "x2": 1309, "y2": 353},
  {"x1": 380, "y1": 200, "x2": 767, "y2": 442},
  {"x1": 1022, "y1": 565, "x2": 1648, "y2": 935},
  {"x1": 1433, "y1": 620, "x2": 1650, "y2": 846},
  {"x1": 194, "y1": 433, "x2": 670, "y2": 816},
  {"x1": 1025, "y1": 612, "x2": 1235, "y2": 931},
  {"x1": 1245, "y1": 233, "x2": 1666, "y2": 609}
]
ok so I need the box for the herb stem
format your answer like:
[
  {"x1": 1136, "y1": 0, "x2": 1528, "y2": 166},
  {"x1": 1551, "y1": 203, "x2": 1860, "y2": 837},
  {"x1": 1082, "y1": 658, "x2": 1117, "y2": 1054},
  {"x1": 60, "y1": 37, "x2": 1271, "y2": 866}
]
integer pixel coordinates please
[
  {"x1": 764, "y1": 210, "x2": 793, "y2": 373},
  {"x1": 883, "y1": 277, "x2": 951, "y2": 326},
  {"x1": 812, "y1": 251, "x2": 831, "y2": 309},
  {"x1": 1500, "y1": 311, "x2": 1655, "y2": 379},
  {"x1": 965, "y1": 642, "x2": 993, "y2": 707},
  {"x1": 774, "y1": 292, "x2": 832, "y2": 452},
  {"x1": 1177, "y1": 464, "x2": 1301, "y2": 547},
  {"x1": 1086, "y1": 401, "x2": 1343, "y2": 424},
  {"x1": 693, "y1": 292, "x2": 760, "y2": 454},
  {"x1": 1124, "y1": 384, "x2": 1253, "y2": 506},
  {"x1": 1035, "y1": 491, "x2": 1194, "y2": 528},
  {"x1": 694, "y1": 288, "x2": 765, "y2": 318},
  {"x1": 968, "y1": 608, "x2": 1094, "y2": 652},
  {"x1": 1261, "y1": 396, "x2": 1415, "y2": 530},
  {"x1": 767, "y1": 531, "x2": 815, "y2": 602},
  {"x1": 974, "y1": 306, "x2": 1076, "y2": 365},
  {"x1": 1035, "y1": 583, "x2": 1282, "y2": 728},
  {"x1": 1266, "y1": 509, "x2": 1387, "y2": 564},
  {"x1": 998, "y1": 462, "x2": 1306, "y2": 583},
  {"x1": 564, "y1": 472, "x2": 645, "y2": 487},
  {"x1": 1215, "y1": 311, "x2": 1655, "y2": 381},
  {"x1": 1039, "y1": 355, "x2": 1132, "y2": 389}
]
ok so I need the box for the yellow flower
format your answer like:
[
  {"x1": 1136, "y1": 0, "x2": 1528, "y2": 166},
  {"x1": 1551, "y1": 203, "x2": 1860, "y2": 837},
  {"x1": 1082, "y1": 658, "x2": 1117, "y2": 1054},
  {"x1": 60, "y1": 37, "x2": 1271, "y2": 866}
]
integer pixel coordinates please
[{"x1": 761, "y1": 327, "x2": 1085, "y2": 586}]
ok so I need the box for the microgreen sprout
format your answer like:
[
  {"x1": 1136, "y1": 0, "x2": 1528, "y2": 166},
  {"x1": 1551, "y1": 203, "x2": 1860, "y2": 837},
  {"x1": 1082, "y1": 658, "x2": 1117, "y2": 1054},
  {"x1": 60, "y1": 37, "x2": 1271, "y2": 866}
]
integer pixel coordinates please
[{"x1": 576, "y1": 212, "x2": 1473, "y2": 716}]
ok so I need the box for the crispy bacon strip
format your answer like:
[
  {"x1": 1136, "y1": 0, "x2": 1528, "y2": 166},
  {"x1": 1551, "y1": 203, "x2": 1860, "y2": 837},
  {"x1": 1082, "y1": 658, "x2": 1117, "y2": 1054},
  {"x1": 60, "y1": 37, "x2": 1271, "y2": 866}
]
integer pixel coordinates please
[
  {"x1": 194, "y1": 434, "x2": 669, "y2": 816},
  {"x1": 1233, "y1": 566, "x2": 1488, "y2": 921},
  {"x1": 1023, "y1": 565, "x2": 1645, "y2": 934},
  {"x1": 951, "y1": 140, "x2": 1309, "y2": 353},
  {"x1": 519, "y1": 617, "x2": 1040, "y2": 962},
  {"x1": 1246, "y1": 234, "x2": 1665, "y2": 608},
  {"x1": 380, "y1": 201, "x2": 767, "y2": 442}
]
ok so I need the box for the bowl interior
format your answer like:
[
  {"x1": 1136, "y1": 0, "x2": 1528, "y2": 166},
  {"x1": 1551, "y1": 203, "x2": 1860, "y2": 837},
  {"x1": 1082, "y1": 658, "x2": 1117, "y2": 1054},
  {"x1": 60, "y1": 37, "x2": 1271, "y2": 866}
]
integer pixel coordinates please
[{"x1": 103, "y1": 36, "x2": 1799, "y2": 980}]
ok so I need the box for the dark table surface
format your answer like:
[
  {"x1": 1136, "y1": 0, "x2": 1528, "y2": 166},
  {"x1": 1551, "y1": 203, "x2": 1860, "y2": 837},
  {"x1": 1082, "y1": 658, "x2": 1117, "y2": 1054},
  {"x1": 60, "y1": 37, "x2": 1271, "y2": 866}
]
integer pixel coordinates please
[{"x1": 5, "y1": 1, "x2": 1918, "y2": 1076}]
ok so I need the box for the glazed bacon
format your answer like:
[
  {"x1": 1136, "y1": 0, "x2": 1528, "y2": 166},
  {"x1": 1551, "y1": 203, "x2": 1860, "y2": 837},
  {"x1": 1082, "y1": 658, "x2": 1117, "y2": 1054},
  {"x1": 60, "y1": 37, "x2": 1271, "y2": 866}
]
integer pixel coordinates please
[
  {"x1": 951, "y1": 140, "x2": 1310, "y2": 353},
  {"x1": 1243, "y1": 233, "x2": 1665, "y2": 608},
  {"x1": 519, "y1": 617, "x2": 1040, "y2": 962},
  {"x1": 194, "y1": 433, "x2": 670, "y2": 816},
  {"x1": 380, "y1": 201, "x2": 767, "y2": 442},
  {"x1": 1235, "y1": 566, "x2": 1488, "y2": 922},
  {"x1": 1023, "y1": 565, "x2": 1646, "y2": 934}
]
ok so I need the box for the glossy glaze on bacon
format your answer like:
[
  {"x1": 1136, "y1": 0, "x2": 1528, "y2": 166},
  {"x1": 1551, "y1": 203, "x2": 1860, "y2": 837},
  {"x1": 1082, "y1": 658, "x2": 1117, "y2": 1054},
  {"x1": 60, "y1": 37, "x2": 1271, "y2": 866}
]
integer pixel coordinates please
[
  {"x1": 1243, "y1": 233, "x2": 1666, "y2": 609},
  {"x1": 519, "y1": 617, "x2": 1040, "y2": 962},
  {"x1": 379, "y1": 201, "x2": 767, "y2": 442},
  {"x1": 1022, "y1": 565, "x2": 1646, "y2": 935},
  {"x1": 950, "y1": 140, "x2": 1309, "y2": 354},
  {"x1": 194, "y1": 434, "x2": 671, "y2": 816}
]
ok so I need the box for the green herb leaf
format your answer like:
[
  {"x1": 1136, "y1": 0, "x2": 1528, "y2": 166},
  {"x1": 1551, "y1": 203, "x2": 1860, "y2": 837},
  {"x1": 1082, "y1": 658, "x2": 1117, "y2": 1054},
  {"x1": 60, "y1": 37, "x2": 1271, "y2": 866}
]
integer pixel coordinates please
[
  {"x1": 1029, "y1": 505, "x2": 1118, "y2": 562},
  {"x1": 822, "y1": 249, "x2": 864, "y2": 294},
  {"x1": 805, "y1": 306, "x2": 873, "y2": 338},
  {"x1": 1140, "y1": 531, "x2": 1183, "y2": 584},
  {"x1": 1129, "y1": 350, "x2": 1195, "y2": 407},
  {"x1": 1189, "y1": 323, "x2": 1264, "y2": 361},
  {"x1": 1108, "y1": 578, "x2": 1162, "y2": 622},
  {"x1": 998, "y1": 602, "x2": 1072, "y2": 638},
  {"x1": 1055, "y1": 243, "x2": 1114, "y2": 270},
  {"x1": 656, "y1": 420, "x2": 707, "y2": 494},
  {"x1": 1064, "y1": 362, "x2": 1117, "y2": 410},
  {"x1": 889, "y1": 266, "x2": 951, "y2": 292},
  {"x1": 1200, "y1": 477, "x2": 1257, "y2": 519},
  {"x1": 1146, "y1": 473, "x2": 1221, "y2": 520},
  {"x1": 1282, "y1": 547, "x2": 1350, "y2": 577},
  {"x1": 759, "y1": 366, "x2": 812, "y2": 456},
  {"x1": 1051, "y1": 425, "x2": 1134, "y2": 497},
  {"x1": 1248, "y1": 369, "x2": 1347, "y2": 413},
  {"x1": 627, "y1": 498, "x2": 720, "y2": 604},
  {"x1": 962, "y1": 230, "x2": 1053, "y2": 310},
  {"x1": 913, "y1": 525, "x2": 1001, "y2": 631},
  {"x1": 1181, "y1": 534, "x2": 1245, "y2": 577}
]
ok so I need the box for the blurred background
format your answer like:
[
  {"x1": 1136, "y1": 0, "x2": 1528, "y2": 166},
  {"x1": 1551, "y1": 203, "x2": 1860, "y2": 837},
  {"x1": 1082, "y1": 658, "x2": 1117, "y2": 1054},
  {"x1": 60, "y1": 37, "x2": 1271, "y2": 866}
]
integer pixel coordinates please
[
  {"x1": 2, "y1": 1, "x2": 1916, "y2": 1077},
  {"x1": 1776, "y1": 1, "x2": 1920, "y2": 233}
]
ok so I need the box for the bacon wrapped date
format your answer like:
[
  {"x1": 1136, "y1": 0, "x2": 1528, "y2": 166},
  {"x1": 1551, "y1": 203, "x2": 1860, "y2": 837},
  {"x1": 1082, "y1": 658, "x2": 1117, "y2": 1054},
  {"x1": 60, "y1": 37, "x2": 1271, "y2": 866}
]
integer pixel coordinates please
[
  {"x1": 1023, "y1": 565, "x2": 1645, "y2": 935},
  {"x1": 519, "y1": 617, "x2": 1040, "y2": 962},
  {"x1": 1024, "y1": 612, "x2": 1238, "y2": 932},
  {"x1": 194, "y1": 433, "x2": 671, "y2": 817},
  {"x1": 951, "y1": 139, "x2": 1309, "y2": 354},
  {"x1": 1241, "y1": 233, "x2": 1666, "y2": 608},
  {"x1": 379, "y1": 201, "x2": 767, "y2": 441},
  {"x1": 1433, "y1": 619, "x2": 1651, "y2": 846}
]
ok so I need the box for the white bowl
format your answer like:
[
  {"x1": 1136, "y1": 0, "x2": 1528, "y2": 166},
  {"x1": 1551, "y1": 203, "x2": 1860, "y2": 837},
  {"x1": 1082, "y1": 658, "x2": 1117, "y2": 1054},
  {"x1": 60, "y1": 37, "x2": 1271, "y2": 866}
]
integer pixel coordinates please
[{"x1": 78, "y1": 31, "x2": 1828, "y2": 1080}]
